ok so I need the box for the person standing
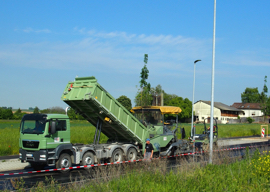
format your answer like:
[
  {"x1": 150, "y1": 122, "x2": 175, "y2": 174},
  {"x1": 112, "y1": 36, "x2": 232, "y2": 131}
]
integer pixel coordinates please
[{"x1": 144, "y1": 138, "x2": 154, "y2": 161}]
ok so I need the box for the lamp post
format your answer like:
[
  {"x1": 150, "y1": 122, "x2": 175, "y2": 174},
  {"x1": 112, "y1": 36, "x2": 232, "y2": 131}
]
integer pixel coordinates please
[
  {"x1": 209, "y1": 0, "x2": 217, "y2": 164},
  {"x1": 191, "y1": 59, "x2": 201, "y2": 138}
]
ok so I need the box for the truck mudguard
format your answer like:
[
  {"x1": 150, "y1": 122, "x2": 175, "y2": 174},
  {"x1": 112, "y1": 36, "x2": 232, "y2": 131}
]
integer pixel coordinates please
[{"x1": 50, "y1": 143, "x2": 75, "y2": 161}]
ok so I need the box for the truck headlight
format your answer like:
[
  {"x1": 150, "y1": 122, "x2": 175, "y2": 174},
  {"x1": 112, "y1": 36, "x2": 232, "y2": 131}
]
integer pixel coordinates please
[
  {"x1": 40, "y1": 155, "x2": 46, "y2": 158},
  {"x1": 40, "y1": 154, "x2": 46, "y2": 161}
]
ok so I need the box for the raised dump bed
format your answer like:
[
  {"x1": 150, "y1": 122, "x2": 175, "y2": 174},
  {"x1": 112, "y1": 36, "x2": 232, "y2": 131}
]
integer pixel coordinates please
[{"x1": 61, "y1": 76, "x2": 147, "y2": 144}]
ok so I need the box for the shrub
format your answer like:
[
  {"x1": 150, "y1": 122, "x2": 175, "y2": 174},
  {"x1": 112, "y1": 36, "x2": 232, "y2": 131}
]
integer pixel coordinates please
[
  {"x1": 251, "y1": 150, "x2": 270, "y2": 178},
  {"x1": 247, "y1": 117, "x2": 254, "y2": 123}
]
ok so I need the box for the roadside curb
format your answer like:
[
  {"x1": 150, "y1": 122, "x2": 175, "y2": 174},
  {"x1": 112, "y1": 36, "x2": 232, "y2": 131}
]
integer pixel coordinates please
[
  {"x1": 0, "y1": 158, "x2": 30, "y2": 172},
  {"x1": 0, "y1": 155, "x2": 19, "y2": 161}
]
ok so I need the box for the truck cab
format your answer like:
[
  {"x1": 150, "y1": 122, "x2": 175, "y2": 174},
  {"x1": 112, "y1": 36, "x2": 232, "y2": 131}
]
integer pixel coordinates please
[{"x1": 19, "y1": 113, "x2": 74, "y2": 170}]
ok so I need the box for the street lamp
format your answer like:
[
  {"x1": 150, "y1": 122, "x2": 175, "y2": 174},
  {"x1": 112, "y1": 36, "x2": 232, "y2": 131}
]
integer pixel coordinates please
[
  {"x1": 209, "y1": 0, "x2": 217, "y2": 164},
  {"x1": 191, "y1": 59, "x2": 201, "y2": 138}
]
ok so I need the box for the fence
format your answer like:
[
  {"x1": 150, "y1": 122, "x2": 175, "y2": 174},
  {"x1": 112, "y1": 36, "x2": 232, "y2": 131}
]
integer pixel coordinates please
[{"x1": 227, "y1": 116, "x2": 269, "y2": 124}]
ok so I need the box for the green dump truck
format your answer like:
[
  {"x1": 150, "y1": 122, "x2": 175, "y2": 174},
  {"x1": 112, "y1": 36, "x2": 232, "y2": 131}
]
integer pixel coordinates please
[{"x1": 19, "y1": 76, "x2": 194, "y2": 171}]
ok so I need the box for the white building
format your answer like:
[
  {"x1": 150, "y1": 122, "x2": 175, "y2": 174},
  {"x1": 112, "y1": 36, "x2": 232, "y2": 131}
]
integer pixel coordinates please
[
  {"x1": 194, "y1": 100, "x2": 243, "y2": 124},
  {"x1": 231, "y1": 103, "x2": 263, "y2": 117}
]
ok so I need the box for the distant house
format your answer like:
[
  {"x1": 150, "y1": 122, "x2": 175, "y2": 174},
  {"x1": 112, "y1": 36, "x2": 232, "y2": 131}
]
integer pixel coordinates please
[
  {"x1": 194, "y1": 100, "x2": 243, "y2": 124},
  {"x1": 231, "y1": 103, "x2": 263, "y2": 117}
]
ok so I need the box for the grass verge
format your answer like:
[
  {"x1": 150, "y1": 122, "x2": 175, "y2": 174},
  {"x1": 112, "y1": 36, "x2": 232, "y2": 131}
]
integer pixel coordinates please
[{"x1": 8, "y1": 147, "x2": 270, "y2": 191}]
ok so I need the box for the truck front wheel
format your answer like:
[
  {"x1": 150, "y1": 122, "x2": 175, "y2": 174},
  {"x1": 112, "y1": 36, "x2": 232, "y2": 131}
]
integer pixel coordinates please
[
  {"x1": 56, "y1": 153, "x2": 72, "y2": 172},
  {"x1": 81, "y1": 152, "x2": 95, "y2": 169}
]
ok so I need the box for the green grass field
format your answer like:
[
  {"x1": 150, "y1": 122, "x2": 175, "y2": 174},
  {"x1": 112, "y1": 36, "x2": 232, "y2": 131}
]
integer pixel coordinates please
[
  {"x1": 0, "y1": 120, "x2": 267, "y2": 156},
  {"x1": 179, "y1": 122, "x2": 262, "y2": 139}
]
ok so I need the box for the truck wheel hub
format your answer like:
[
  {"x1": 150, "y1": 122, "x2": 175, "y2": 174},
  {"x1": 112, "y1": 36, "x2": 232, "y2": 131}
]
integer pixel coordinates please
[
  {"x1": 85, "y1": 157, "x2": 92, "y2": 164},
  {"x1": 61, "y1": 158, "x2": 69, "y2": 168},
  {"x1": 128, "y1": 152, "x2": 134, "y2": 159},
  {"x1": 114, "y1": 154, "x2": 119, "y2": 161}
]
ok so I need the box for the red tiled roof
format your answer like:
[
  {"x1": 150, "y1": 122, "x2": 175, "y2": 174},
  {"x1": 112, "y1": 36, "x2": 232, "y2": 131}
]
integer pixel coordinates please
[{"x1": 231, "y1": 103, "x2": 262, "y2": 110}]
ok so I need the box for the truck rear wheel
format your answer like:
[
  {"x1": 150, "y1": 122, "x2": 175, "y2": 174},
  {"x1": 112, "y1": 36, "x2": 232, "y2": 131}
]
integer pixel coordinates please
[
  {"x1": 110, "y1": 149, "x2": 123, "y2": 163},
  {"x1": 126, "y1": 148, "x2": 137, "y2": 161},
  {"x1": 82, "y1": 152, "x2": 95, "y2": 169},
  {"x1": 56, "y1": 153, "x2": 72, "y2": 172}
]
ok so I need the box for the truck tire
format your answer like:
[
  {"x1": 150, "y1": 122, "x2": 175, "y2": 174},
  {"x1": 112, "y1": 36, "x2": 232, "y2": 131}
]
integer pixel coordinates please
[
  {"x1": 110, "y1": 149, "x2": 123, "y2": 163},
  {"x1": 126, "y1": 148, "x2": 137, "y2": 161},
  {"x1": 82, "y1": 152, "x2": 95, "y2": 169},
  {"x1": 56, "y1": 153, "x2": 72, "y2": 173},
  {"x1": 30, "y1": 162, "x2": 46, "y2": 171}
]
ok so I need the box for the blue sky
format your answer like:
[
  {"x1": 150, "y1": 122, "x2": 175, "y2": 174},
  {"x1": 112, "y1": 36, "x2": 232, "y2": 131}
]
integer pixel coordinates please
[{"x1": 1, "y1": 0, "x2": 270, "y2": 110}]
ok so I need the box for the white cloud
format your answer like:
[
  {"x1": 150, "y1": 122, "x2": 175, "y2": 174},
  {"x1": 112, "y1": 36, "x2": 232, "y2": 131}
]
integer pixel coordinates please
[
  {"x1": 20, "y1": 27, "x2": 51, "y2": 33},
  {"x1": 1, "y1": 29, "x2": 211, "y2": 75}
]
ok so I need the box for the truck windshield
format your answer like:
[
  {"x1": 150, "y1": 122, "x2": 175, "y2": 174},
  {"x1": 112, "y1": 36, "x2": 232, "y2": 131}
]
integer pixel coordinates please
[
  {"x1": 21, "y1": 120, "x2": 46, "y2": 134},
  {"x1": 133, "y1": 110, "x2": 163, "y2": 126}
]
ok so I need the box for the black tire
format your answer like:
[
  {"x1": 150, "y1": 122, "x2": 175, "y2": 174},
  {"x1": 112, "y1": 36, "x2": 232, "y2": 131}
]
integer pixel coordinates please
[
  {"x1": 56, "y1": 153, "x2": 72, "y2": 173},
  {"x1": 30, "y1": 162, "x2": 46, "y2": 171},
  {"x1": 126, "y1": 148, "x2": 137, "y2": 161},
  {"x1": 110, "y1": 149, "x2": 123, "y2": 163},
  {"x1": 81, "y1": 152, "x2": 95, "y2": 169}
]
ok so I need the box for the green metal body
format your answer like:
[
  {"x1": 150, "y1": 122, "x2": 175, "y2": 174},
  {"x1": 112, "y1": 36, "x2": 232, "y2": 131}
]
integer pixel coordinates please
[{"x1": 61, "y1": 76, "x2": 173, "y2": 152}]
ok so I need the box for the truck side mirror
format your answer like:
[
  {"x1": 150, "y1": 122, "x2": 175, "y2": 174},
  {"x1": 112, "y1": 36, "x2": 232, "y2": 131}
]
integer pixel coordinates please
[{"x1": 51, "y1": 121, "x2": 56, "y2": 134}]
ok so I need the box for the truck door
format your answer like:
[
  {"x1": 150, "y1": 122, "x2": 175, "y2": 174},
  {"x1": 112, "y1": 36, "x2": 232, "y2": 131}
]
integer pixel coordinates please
[{"x1": 47, "y1": 120, "x2": 70, "y2": 149}]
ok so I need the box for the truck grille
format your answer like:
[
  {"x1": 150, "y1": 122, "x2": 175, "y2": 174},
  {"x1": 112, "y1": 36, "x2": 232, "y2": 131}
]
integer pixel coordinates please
[{"x1": 23, "y1": 140, "x2": 39, "y2": 148}]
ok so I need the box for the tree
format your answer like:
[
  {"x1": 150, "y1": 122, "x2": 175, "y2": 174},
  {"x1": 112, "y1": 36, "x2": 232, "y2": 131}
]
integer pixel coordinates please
[
  {"x1": 260, "y1": 76, "x2": 270, "y2": 116},
  {"x1": 135, "y1": 54, "x2": 152, "y2": 106},
  {"x1": 242, "y1": 76, "x2": 270, "y2": 117},
  {"x1": 67, "y1": 108, "x2": 85, "y2": 120},
  {"x1": 40, "y1": 107, "x2": 65, "y2": 114},
  {"x1": 0, "y1": 108, "x2": 14, "y2": 119},
  {"x1": 67, "y1": 108, "x2": 76, "y2": 119},
  {"x1": 164, "y1": 94, "x2": 192, "y2": 122},
  {"x1": 247, "y1": 117, "x2": 255, "y2": 124},
  {"x1": 15, "y1": 108, "x2": 22, "y2": 114},
  {"x1": 14, "y1": 108, "x2": 24, "y2": 120},
  {"x1": 262, "y1": 76, "x2": 268, "y2": 101},
  {"x1": 33, "y1": 106, "x2": 39, "y2": 114},
  {"x1": 0, "y1": 108, "x2": 2, "y2": 119},
  {"x1": 117, "y1": 95, "x2": 132, "y2": 111},
  {"x1": 241, "y1": 88, "x2": 261, "y2": 103},
  {"x1": 140, "y1": 54, "x2": 149, "y2": 88}
]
